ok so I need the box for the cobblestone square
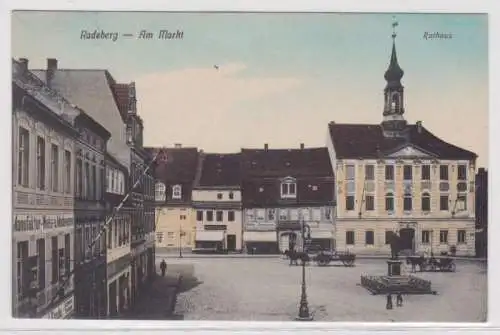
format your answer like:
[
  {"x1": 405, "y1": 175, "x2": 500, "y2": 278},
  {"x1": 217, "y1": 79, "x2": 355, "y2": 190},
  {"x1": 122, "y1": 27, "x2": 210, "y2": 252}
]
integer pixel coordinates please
[{"x1": 160, "y1": 257, "x2": 487, "y2": 322}]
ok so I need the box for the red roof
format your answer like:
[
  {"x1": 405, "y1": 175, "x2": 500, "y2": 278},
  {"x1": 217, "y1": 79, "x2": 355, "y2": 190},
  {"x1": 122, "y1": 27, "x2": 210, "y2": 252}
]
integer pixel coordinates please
[{"x1": 328, "y1": 122, "x2": 477, "y2": 160}]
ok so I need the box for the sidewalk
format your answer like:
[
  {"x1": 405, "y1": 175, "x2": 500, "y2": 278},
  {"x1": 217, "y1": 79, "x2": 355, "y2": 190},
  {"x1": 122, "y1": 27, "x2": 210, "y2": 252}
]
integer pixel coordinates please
[
  {"x1": 156, "y1": 252, "x2": 487, "y2": 262},
  {"x1": 123, "y1": 273, "x2": 182, "y2": 320}
]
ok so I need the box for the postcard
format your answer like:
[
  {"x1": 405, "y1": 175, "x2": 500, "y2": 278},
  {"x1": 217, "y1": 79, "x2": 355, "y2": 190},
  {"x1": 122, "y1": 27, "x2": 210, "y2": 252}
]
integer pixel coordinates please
[{"x1": 10, "y1": 10, "x2": 488, "y2": 325}]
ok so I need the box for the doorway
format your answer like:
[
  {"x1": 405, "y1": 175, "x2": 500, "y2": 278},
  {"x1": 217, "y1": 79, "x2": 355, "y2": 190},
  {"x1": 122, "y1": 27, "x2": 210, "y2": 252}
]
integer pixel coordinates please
[
  {"x1": 399, "y1": 228, "x2": 415, "y2": 252},
  {"x1": 227, "y1": 234, "x2": 236, "y2": 251},
  {"x1": 109, "y1": 281, "x2": 117, "y2": 317}
]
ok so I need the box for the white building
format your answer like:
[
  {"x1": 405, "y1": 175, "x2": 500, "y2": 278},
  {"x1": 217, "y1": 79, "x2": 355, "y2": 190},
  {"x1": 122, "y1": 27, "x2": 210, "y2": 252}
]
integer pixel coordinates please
[
  {"x1": 192, "y1": 153, "x2": 243, "y2": 252},
  {"x1": 104, "y1": 153, "x2": 132, "y2": 317}
]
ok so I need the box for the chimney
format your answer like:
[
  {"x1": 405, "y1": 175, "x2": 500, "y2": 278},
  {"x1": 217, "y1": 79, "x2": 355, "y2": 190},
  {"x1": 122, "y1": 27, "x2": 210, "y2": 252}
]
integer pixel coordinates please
[
  {"x1": 174, "y1": 143, "x2": 182, "y2": 148},
  {"x1": 46, "y1": 58, "x2": 58, "y2": 87},
  {"x1": 264, "y1": 143, "x2": 268, "y2": 151},
  {"x1": 416, "y1": 121, "x2": 423, "y2": 133},
  {"x1": 18, "y1": 58, "x2": 28, "y2": 72},
  {"x1": 300, "y1": 143, "x2": 305, "y2": 150}
]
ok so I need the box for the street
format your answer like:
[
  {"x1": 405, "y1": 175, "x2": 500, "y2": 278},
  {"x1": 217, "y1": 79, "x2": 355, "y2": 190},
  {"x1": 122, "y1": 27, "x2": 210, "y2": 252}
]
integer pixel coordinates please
[{"x1": 157, "y1": 257, "x2": 487, "y2": 322}]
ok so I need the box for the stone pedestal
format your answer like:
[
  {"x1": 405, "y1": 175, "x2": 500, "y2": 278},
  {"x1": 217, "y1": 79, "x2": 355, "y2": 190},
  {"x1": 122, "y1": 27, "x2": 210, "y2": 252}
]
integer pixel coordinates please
[{"x1": 387, "y1": 260, "x2": 402, "y2": 276}]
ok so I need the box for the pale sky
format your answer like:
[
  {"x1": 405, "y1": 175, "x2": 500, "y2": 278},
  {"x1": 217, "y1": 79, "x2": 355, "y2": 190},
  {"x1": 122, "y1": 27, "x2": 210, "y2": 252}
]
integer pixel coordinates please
[{"x1": 11, "y1": 11, "x2": 489, "y2": 167}]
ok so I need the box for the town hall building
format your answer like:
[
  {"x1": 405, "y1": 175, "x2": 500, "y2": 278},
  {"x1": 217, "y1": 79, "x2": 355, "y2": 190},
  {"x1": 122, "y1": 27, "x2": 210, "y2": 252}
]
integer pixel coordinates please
[{"x1": 326, "y1": 26, "x2": 477, "y2": 256}]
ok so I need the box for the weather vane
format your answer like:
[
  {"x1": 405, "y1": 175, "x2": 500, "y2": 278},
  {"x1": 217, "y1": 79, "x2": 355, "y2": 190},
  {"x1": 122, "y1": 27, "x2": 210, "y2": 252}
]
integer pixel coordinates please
[{"x1": 392, "y1": 16, "x2": 399, "y2": 39}]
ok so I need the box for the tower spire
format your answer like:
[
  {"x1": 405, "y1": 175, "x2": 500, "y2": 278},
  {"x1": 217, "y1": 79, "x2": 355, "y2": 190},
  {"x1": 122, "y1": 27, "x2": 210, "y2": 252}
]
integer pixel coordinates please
[
  {"x1": 384, "y1": 17, "x2": 404, "y2": 86},
  {"x1": 381, "y1": 17, "x2": 407, "y2": 137}
]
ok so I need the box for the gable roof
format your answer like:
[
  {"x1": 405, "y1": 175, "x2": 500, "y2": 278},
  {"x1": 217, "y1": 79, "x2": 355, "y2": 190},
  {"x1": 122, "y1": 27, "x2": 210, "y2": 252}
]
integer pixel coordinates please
[
  {"x1": 31, "y1": 69, "x2": 131, "y2": 171},
  {"x1": 147, "y1": 147, "x2": 199, "y2": 184},
  {"x1": 197, "y1": 153, "x2": 242, "y2": 188},
  {"x1": 328, "y1": 122, "x2": 477, "y2": 160},
  {"x1": 110, "y1": 83, "x2": 129, "y2": 122},
  {"x1": 241, "y1": 147, "x2": 334, "y2": 178}
]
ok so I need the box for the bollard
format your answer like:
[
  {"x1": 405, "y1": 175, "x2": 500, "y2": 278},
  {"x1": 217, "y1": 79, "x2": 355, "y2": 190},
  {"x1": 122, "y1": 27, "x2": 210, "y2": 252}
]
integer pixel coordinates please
[{"x1": 386, "y1": 294, "x2": 393, "y2": 310}]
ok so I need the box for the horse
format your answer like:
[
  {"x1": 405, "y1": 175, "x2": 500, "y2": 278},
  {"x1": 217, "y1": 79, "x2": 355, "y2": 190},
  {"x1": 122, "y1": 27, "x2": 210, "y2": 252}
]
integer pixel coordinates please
[
  {"x1": 405, "y1": 255, "x2": 426, "y2": 272},
  {"x1": 284, "y1": 249, "x2": 310, "y2": 266}
]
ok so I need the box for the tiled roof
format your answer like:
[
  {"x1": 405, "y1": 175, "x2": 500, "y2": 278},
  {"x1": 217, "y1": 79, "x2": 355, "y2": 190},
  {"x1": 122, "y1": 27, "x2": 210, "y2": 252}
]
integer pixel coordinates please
[
  {"x1": 31, "y1": 69, "x2": 131, "y2": 171},
  {"x1": 149, "y1": 147, "x2": 199, "y2": 183},
  {"x1": 328, "y1": 122, "x2": 477, "y2": 160},
  {"x1": 240, "y1": 147, "x2": 334, "y2": 178},
  {"x1": 110, "y1": 83, "x2": 129, "y2": 121},
  {"x1": 242, "y1": 177, "x2": 335, "y2": 208},
  {"x1": 239, "y1": 147, "x2": 335, "y2": 207},
  {"x1": 197, "y1": 153, "x2": 242, "y2": 187}
]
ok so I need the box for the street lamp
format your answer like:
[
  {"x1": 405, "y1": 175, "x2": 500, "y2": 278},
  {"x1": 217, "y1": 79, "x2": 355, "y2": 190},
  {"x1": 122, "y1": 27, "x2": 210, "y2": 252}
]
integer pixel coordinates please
[
  {"x1": 296, "y1": 217, "x2": 313, "y2": 321},
  {"x1": 179, "y1": 223, "x2": 184, "y2": 258}
]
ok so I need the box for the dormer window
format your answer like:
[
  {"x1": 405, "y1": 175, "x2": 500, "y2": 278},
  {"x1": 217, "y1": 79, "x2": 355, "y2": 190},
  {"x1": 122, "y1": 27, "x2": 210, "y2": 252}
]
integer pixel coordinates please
[
  {"x1": 281, "y1": 176, "x2": 297, "y2": 199},
  {"x1": 172, "y1": 184, "x2": 182, "y2": 199},
  {"x1": 155, "y1": 182, "x2": 166, "y2": 202}
]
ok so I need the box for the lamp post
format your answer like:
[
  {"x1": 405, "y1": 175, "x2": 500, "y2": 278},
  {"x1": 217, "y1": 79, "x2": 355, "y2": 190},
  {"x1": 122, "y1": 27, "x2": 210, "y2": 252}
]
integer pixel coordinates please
[
  {"x1": 179, "y1": 223, "x2": 184, "y2": 258},
  {"x1": 296, "y1": 218, "x2": 313, "y2": 321}
]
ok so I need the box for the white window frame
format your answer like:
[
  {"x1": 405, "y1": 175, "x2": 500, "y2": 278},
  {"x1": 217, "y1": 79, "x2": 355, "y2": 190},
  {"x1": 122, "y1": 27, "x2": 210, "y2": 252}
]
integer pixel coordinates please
[
  {"x1": 280, "y1": 176, "x2": 297, "y2": 199},
  {"x1": 155, "y1": 182, "x2": 166, "y2": 202},
  {"x1": 172, "y1": 184, "x2": 182, "y2": 199}
]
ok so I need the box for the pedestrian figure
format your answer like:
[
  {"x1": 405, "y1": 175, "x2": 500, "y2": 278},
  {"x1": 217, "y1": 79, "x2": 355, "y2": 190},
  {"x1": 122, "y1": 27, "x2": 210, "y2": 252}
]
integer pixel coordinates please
[
  {"x1": 386, "y1": 294, "x2": 393, "y2": 310},
  {"x1": 160, "y1": 259, "x2": 167, "y2": 277},
  {"x1": 396, "y1": 293, "x2": 403, "y2": 307}
]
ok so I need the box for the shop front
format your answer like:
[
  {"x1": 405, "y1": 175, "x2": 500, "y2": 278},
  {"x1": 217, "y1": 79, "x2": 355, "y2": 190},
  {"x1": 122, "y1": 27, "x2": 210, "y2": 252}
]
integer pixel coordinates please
[
  {"x1": 194, "y1": 230, "x2": 226, "y2": 252},
  {"x1": 309, "y1": 230, "x2": 335, "y2": 252},
  {"x1": 243, "y1": 231, "x2": 278, "y2": 254},
  {"x1": 42, "y1": 295, "x2": 74, "y2": 319}
]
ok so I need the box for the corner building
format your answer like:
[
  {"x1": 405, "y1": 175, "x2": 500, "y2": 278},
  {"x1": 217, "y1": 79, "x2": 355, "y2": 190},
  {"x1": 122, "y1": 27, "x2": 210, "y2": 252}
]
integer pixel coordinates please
[
  {"x1": 149, "y1": 145, "x2": 199, "y2": 251},
  {"x1": 326, "y1": 29, "x2": 477, "y2": 256}
]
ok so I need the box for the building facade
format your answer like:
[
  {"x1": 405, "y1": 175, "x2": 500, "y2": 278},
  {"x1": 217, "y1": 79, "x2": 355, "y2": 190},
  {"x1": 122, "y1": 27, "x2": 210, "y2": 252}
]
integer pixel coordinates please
[
  {"x1": 193, "y1": 153, "x2": 243, "y2": 252},
  {"x1": 105, "y1": 153, "x2": 132, "y2": 318},
  {"x1": 12, "y1": 59, "x2": 78, "y2": 319},
  {"x1": 475, "y1": 168, "x2": 488, "y2": 258},
  {"x1": 72, "y1": 101, "x2": 111, "y2": 319},
  {"x1": 149, "y1": 145, "x2": 199, "y2": 251},
  {"x1": 326, "y1": 30, "x2": 477, "y2": 256},
  {"x1": 116, "y1": 81, "x2": 156, "y2": 305},
  {"x1": 241, "y1": 145, "x2": 336, "y2": 254}
]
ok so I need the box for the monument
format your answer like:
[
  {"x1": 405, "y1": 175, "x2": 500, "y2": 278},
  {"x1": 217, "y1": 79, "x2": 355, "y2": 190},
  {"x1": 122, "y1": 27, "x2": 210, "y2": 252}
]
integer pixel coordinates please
[{"x1": 360, "y1": 231, "x2": 436, "y2": 298}]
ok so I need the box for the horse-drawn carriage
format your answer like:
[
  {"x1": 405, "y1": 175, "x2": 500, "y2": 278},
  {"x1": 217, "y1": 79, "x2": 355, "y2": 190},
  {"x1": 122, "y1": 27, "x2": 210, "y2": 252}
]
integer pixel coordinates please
[
  {"x1": 284, "y1": 249, "x2": 356, "y2": 267},
  {"x1": 313, "y1": 250, "x2": 356, "y2": 267},
  {"x1": 406, "y1": 255, "x2": 456, "y2": 272}
]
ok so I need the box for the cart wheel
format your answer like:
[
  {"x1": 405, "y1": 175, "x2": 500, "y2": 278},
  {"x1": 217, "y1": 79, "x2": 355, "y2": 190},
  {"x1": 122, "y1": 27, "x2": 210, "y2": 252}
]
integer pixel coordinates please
[
  {"x1": 344, "y1": 258, "x2": 354, "y2": 267},
  {"x1": 317, "y1": 260, "x2": 325, "y2": 266}
]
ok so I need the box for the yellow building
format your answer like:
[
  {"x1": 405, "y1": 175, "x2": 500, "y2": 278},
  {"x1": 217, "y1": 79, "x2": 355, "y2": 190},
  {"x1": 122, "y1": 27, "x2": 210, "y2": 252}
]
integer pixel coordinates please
[
  {"x1": 149, "y1": 145, "x2": 200, "y2": 251},
  {"x1": 326, "y1": 28, "x2": 477, "y2": 256}
]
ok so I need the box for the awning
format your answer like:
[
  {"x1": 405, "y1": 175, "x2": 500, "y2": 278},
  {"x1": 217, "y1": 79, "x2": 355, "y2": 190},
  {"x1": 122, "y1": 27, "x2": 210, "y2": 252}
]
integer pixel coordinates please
[
  {"x1": 195, "y1": 230, "x2": 225, "y2": 242},
  {"x1": 244, "y1": 231, "x2": 277, "y2": 242},
  {"x1": 310, "y1": 230, "x2": 333, "y2": 239}
]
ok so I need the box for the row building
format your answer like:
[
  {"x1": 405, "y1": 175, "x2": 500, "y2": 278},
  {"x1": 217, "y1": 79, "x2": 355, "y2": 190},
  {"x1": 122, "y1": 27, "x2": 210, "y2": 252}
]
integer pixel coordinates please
[
  {"x1": 13, "y1": 57, "x2": 157, "y2": 319},
  {"x1": 150, "y1": 145, "x2": 336, "y2": 254},
  {"x1": 12, "y1": 59, "x2": 78, "y2": 319}
]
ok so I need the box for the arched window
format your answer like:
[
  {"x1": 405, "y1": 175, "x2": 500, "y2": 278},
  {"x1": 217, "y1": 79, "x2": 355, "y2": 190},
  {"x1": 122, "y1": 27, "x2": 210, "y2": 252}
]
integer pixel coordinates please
[
  {"x1": 172, "y1": 184, "x2": 182, "y2": 199},
  {"x1": 391, "y1": 93, "x2": 401, "y2": 112},
  {"x1": 421, "y1": 192, "x2": 431, "y2": 211},
  {"x1": 385, "y1": 192, "x2": 394, "y2": 211},
  {"x1": 155, "y1": 182, "x2": 166, "y2": 202},
  {"x1": 404, "y1": 191, "x2": 413, "y2": 211}
]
